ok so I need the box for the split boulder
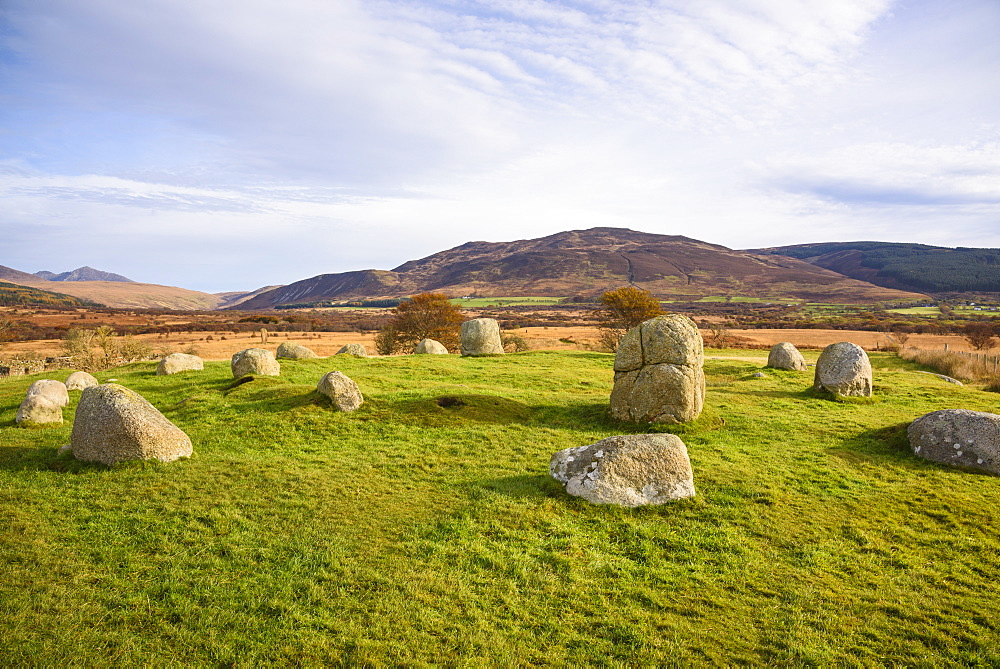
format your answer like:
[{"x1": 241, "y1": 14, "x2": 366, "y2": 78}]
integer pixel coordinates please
[
  {"x1": 70, "y1": 384, "x2": 192, "y2": 465},
  {"x1": 610, "y1": 315, "x2": 705, "y2": 424},
  {"x1": 550, "y1": 434, "x2": 695, "y2": 507},
  {"x1": 814, "y1": 342, "x2": 872, "y2": 397},
  {"x1": 460, "y1": 318, "x2": 504, "y2": 357},
  {"x1": 276, "y1": 342, "x2": 320, "y2": 359},
  {"x1": 908, "y1": 409, "x2": 1000, "y2": 474},
  {"x1": 157, "y1": 352, "x2": 204, "y2": 375},
  {"x1": 317, "y1": 371, "x2": 364, "y2": 411},
  {"x1": 767, "y1": 342, "x2": 807, "y2": 371},
  {"x1": 336, "y1": 343, "x2": 368, "y2": 357},
  {"x1": 414, "y1": 338, "x2": 448, "y2": 354},
  {"x1": 231, "y1": 348, "x2": 280, "y2": 378},
  {"x1": 65, "y1": 371, "x2": 99, "y2": 390}
]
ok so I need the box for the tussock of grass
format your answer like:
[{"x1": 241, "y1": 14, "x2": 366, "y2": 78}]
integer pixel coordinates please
[
  {"x1": 898, "y1": 347, "x2": 999, "y2": 383},
  {"x1": 1, "y1": 351, "x2": 999, "y2": 664}
]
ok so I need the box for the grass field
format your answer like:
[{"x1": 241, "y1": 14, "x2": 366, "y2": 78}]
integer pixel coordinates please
[{"x1": 2, "y1": 351, "x2": 1000, "y2": 664}]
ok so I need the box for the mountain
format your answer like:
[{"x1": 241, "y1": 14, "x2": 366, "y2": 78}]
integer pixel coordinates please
[
  {"x1": 0, "y1": 281, "x2": 100, "y2": 308},
  {"x1": 236, "y1": 227, "x2": 929, "y2": 309},
  {"x1": 214, "y1": 285, "x2": 286, "y2": 309},
  {"x1": 753, "y1": 241, "x2": 1000, "y2": 294},
  {"x1": 34, "y1": 266, "x2": 134, "y2": 282}
]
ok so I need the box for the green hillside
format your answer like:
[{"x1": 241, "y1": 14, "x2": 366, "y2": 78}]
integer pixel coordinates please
[
  {"x1": 0, "y1": 281, "x2": 100, "y2": 307},
  {"x1": 2, "y1": 352, "x2": 999, "y2": 664}
]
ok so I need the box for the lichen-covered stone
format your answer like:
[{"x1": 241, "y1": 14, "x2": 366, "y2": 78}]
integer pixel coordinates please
[
  {"x1": 336, "y1": 343, "x2": 368, "y2": 357},
  {"x1": 550, "y1": 434, "x2": 695, "y2": 507},
  {"x1": 317, "y1": 371, "x2": 364, "y2": 411},
  {"x1": 814, "y1": 342, "x2": 872, "y2": 397},
  {"x1": 277, "y1": 342, "x2": 320, "y2": 359},
  {"x1": 460, "y1": 318, "x2": 504, "y2": 357},
  {"x1": 156, "y1": 352, "x2": 204, "y2": 375},
  {"x1": 767, "y1": 342, "x2": 807, "y2": 371},
  {"x1": 414, "y1": 338, "x2": 448, "y2": 354},
  {"x1": 15, "y1": 394, "x2": 63, "y2": 425},
  {"x1": 908, "y1": 409, "x2": 1000, "y2": 474},
  {"x1": 231, "y1": 348, "x2": 280, "y2": 378},
  {"x1": 70, "y1": 384, "x2": 192, "y2": 465},
  {"x1": 65, "y1": 371, "x2": 99, "y2": 390},
  {"x1": 610, "y1": 315, "x2": 704, "y2": 424}
]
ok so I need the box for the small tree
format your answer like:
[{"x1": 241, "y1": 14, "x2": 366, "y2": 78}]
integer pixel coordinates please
[
  {"x1": 375, "y1": 293, "x2": 464, "y2": 354},
  {"x1": 964, "y1": 322, "x2": 997, "y2": 351},
  {"x1": 63, "y1": 326, "x2": 152, "y2": 371},
  {"x1": 594, "y1": 286, "x2": 665, "y2": 351}
]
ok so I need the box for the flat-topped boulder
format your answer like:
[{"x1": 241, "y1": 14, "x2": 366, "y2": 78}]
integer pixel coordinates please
[
  {"x1": 610, "y1": 315, "x2": 705, "y2": 424},
  {"x1": 550, "y1": 434, "x2": 696, "y2": 507},
  {"x1": 70, "y1": 384, "x2": 192, "y2": 465},
  {"x1": 414, "y1": 338, "x2": 448, "y2": 354},
  {"x1": 767, "y1": 342, "x2": 807, "y2": 371},
  {"x1": 156, "y1": 352, "x2": 204, "y2": 375},
  {"x1": 65, "y1": 371, "x2": 99, "y2": 390},
  {"x1": 336, "y1": 343, "x2": 368, "y2": 357},
  {"x1": 814, "y1": 342, "x2": 872, "y2": 397},
  {"x1": 908, "y1": 409, "x2": 1000, "y2": 474},
  {"x1": 231, "y1": 348, "x2": 280, "y2": 378},
  {"x1": 460, "y1": 318, "x2": 504, "y2": 357},
  {"x1": 317, "y1": 371, "x2": 364, "y2": 411},
  {"x1": 276, "y1": 342, "x2": 320, "y2": 359}
]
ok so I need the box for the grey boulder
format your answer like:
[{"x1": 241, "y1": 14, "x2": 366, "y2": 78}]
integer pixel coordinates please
[
  {"x1": 65, "y1": 371, "x2": 99, "y2": 390},
  {"x1": 277, "y1": 342, "x2": 320, "y2": 359},
  {"x1": 70, "y1": 384, "x2": 192, "y2": 465},
  {"x1": 25, "y1": 379, "x2": 70, "y2": 408},
  {"x1": 336, "y1": 343, "x2": 368, "y2": 357},
  {"x1": 460, "y1": 318, "x2": 504, "y2": 357},
  {"x1": 317, "y1": 371, "x2": 364, "y2": 412},
  {"x1": 908, "y1": 409, "x2": 1000, "y2": 474},
  {"x1": 414, "y1": 338, "x2": 449, "y2": 354},
  {"x1": 767, "y1": 342, "x2": 807, "y2": 371},
  {"x1": 550, "y1": 434, "x2": 696, "y2": 507},
  {"x1": 814, "y1": 342, "x2": 872, "y2": 397},
  {"x1": 157, "y1": 352, "x2": 204, "y2": 375},
  {"x1": 15, "y1": 394, "x2": 63, "y2": 425},
  {"x1": 231, "y1": 348, "x2": 280, "y2": 378}
]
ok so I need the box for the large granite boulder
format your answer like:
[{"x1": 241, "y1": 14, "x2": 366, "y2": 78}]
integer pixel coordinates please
[
  {"x1": 908, "y1": 409, "x2": 1000, "y2": 474},
  {"x1": 156, "y1": 352, "x2": 204, "y2": 375},
  {"x1": 550, "y1": 434, "x2": 695, "y2": 507},
  {"x1": 276, "y1": 342, "x2": 320, "y2": 359},
  {"x1": 336, "y1": 343, "x2": 368, "y2": 357},
  {"x1": 414, "y1": 338, "x2": 448, "y2": 355},
  {"x1": 15, "y1": 394, "x2": 63, "y2": 425},
  {"x1": 25, "y1": 379, "x2": 70, "y2": 408},
  {"x1": 767, "y1": 342, "x2": 807, "y2": 371},
  {"x1": 610, "y1": 315, "x2": 705, "y2": 424},
  {"x1": 460, "y1": 318, "x2": 504, "y2": 357},
  {"x1": 814, "y1": 342, "x2": 872, "y2": 397},
  {"x1": 65, "y1": 371, "x2": 99, "y2": 390},
  {"x1": 317, "y1": 371, "x2": 364, "y2": 411},
  {"x1": 70, "y1": 384, "x2": 192, "y2": 465},
  {"x1": 231, "y1": 348, "x2": 280, "y2": 378}
]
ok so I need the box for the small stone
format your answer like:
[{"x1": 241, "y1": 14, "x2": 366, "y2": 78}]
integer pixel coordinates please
[
  {"x1": 317, "y1": 371, "x2": 364, "y2": 412},
  {"x1": 414, "y1": 338, "x2": 449, "y2": 354},
  {"x1": 336, "y1": 343, "x2": 368, "y2": 357},
  {"x1": 65, "y1": 371, "x2": 99, "y2": 390}
]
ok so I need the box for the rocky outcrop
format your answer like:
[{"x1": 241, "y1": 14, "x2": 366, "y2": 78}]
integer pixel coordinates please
[
  {"x1": 814, "y1": 342, "x2": 872, "y2": 397},
  {"x1": 156, "y1": 353, "x2": 204, "y2": 375},
  {"x1": 767, "y1": 342, "x2": 807, "y2": 371},
  {"x1": 65, "y1": 371, "x2": 99, "y2": 390},
  {"x1": 460, "y1": 318, "x2": 505, "y2": 357},
  {"x1": 908, "y1": 409, "x2": 1000, "y2": 474},
  {"x1": 610, "y1": 315, "x2": 705, "y2": 424},
  {"x1": 414, "y1": 338, "x2": 449, "y2": 354},
  {"x1": 231, "y1": 348, "x2": 280, "y2": 378},
  {"x1": 276, "y1": 342, "x2": 320, "y2": 359},
  {"x1": 550, "y1": 434, "x2": 695, "y2": 507},
  {"x1": 317, "y1": 371, "x2": 364, "y2": 411},
  {"x1": 336, "y1": 343, "x2": 368, "y2": 357},
  {"x1": 70, "y1": 384, "x2": 192, "y2": 465}
]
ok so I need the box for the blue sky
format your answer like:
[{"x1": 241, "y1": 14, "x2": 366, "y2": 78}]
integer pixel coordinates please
[{"x1": 1, "y1": 0, "x2": 998, "y2": 293}]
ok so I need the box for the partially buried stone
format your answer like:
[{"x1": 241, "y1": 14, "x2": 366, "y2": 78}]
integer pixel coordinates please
[
  {"x1": 908, "y1": 409, "x2": 1000, "y2": 474},
  {"x1": 767, "y1": 342, "x2": 807, "y2": 371},
  {"x1": 336, "y1": 343, "x2": 368, "y2": 357},
  {"x1": 414, "y1": 338, "x2": 448, "y2": 354},
  {"x1": 550, "y1": 434, "x2": 695, "y2": 507},
  {"x1": 15, "y1": 394, "x2": 63, "y2": 425},
  {"x1": 70, "y1": 384, "x2": 192, "y2": 465},
  {"x1": 813, "y1": 342, "x2": 872, "y2": 397},
  {"x1": 317, "y1": 371, "x2": 364, "y2": 411},
  {"x1": 157, "y1": 352, "x2": 204, "y2": 375},
  {"x1": 65, "y1": 371, "x2": 99, "y2": 390},
  {"x1": 231, "y1": 348, "x2": 280, "y2": 378},
  {"x1": 276, "y1": 342, "x2": 320, "y2": 359}
]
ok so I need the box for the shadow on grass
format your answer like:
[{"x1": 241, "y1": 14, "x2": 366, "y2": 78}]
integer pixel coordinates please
[
  {"x1": 471, "y1": 473, "x2": 565, "y2": 500},
  {"x1": 0, "y1": 446, "x2": 110, "y2": 474},
  {"x1": 387, "y1": 394, "x2": 535, "y2": 426}
]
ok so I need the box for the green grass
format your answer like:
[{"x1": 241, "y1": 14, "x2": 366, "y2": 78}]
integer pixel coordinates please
[
  {"x1": 2, "y1": 351, "x2": 999, "y2": 664},
  {"x1": 888, "y1": 306, "x2": 942, "y2": 316},
  {"x1": 450, "y1": 296, "x2": 566, "y2": 307}
]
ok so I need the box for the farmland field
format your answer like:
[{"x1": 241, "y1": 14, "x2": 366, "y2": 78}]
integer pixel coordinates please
[{"x1": 2, "y1": 350, "x2": 999, "y2": 664}]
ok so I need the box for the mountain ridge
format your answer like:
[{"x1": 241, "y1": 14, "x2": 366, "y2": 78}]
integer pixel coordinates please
[{"x1": 34, "y1": 266, "x2": 134, "y2": 282}]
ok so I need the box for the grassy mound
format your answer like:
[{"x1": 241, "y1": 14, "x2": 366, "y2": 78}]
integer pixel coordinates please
[{"x1": 1, "y1": 351, "x2": 999, "y2": 664}]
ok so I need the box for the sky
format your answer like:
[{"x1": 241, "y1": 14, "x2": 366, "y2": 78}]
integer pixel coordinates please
[{"x1": 1, "y1": 0, "x2": 998, "y2": 293}]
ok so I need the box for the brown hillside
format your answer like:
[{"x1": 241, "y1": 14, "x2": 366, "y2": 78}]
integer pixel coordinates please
[{"x1": 237, "y1": 227, "x2": 929, "y2": 309}]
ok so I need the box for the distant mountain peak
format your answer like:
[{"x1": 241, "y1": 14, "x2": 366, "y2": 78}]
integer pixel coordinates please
[{"x1": 34, "y1": 266, "x2": 134, "y2": 282}]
